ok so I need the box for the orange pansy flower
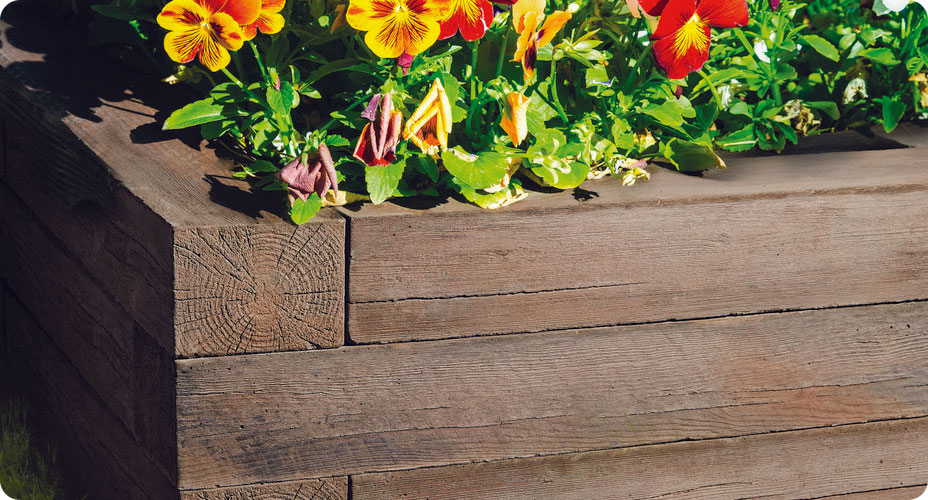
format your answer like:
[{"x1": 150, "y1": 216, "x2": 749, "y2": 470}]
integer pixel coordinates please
[
  {"x1": 242, "y1": 0, "x2": 286, "y2": 40},
  {"x1": 511, "y1": 0, "x2": 571, "y2": 82},
  {"x1": 157, "y1": 0, "x2": 261, "y2": 72},
  {"x1": 346, "y1": 0, "x2": 452, "y2": 59},
  {"x1": 499, "y1": 92, "x2": 529, "y2": 145}
]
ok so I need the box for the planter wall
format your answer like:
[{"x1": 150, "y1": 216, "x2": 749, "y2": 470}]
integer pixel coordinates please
[{"x1": 2, "y1": 4, "x2": 928, "y2": 499}]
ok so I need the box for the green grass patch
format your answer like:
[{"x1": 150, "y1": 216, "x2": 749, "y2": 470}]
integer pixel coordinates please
[{"x1": 0, "y1": 398, "x2": 59, "y2": 500}]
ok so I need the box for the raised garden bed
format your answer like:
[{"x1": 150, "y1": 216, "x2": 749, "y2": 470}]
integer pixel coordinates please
[{"x1": 2, "y1": 3, "x2": 928, "y2": 499}]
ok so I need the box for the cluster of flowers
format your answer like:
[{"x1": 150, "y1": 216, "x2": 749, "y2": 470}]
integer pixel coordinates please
[{"x1": 141, "y1": 0, "x2": 928, "y2": 222}]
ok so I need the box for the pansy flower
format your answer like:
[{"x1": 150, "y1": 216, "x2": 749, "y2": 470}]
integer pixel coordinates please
[
  {"x1": 499, "y1": 92, "x2": 529, "y2": 145},
  {"x1": 648, "y1": 0, "x2": 748, "y2": 79},
  {"x1": 511, "y1": 1, "x2": 572, "y2": 82},
  {"x1": 403, "y1": 78, "x2": 453, "y2": 155},
  {"x1": 353, "y1": 94, "x2": 404, "y2": 166},
  {"x1": 157, "y1": 0, "x2": 261, "y2": 72},
  {"x1": 439, "y1": 0, "x2": 494, "y2": 41},
  {"x1": 346, "y1": 0, "x2": 452, "y2": 58},
  {"x1": 241, "y1": 0, "x2": 286, "y2": 40}
]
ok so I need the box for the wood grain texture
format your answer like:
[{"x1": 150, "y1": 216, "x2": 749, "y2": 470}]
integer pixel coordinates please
[
  {"x1": 816, "y1": 486, "x2": 928, "y2": 500},
  {"x1": 350, "y1": 417, "x2": 928, "y2": 500},
  {"x1": 5, "y1": 291, "x2": 179, "y2": 500},
  {"x1": 345, "y1": 152, "x2": 928, "y2": 343},
  {"x1": 0, "y1": 7, "x2": 347, "y2": 357},
  {"x1": 0, "y1": 182, "x2": 176, "y2": 480},
  {"x1": 174, "y1": 223, "x2": 345, "y2": 357},
  {"x1": 180, "y1": 477, "x2": 347, "y2": 500},
  {"x1": 177, "y1": 301, "x2": 928, "y2": 489}
]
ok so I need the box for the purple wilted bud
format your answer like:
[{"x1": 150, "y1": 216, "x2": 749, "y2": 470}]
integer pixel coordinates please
[
  {"x1": 276, "y1": 144, "x2": 340, "y2": 202},
  {"x1": 397, "y1": 51, "x2": 415, "y2": 75},
  {"x1": 770, "y1": 0, "x2": 780, "y2": 9},
  {"x1": 353, "y1": 93, "x2": 403, "y2": 166}
]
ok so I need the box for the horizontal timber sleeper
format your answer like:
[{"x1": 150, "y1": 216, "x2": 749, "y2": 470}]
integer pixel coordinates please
[{"x1": 177, "y1": 300, "x2": 928, "y2": 488}]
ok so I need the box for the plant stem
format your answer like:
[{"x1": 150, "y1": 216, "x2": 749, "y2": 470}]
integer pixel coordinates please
[
  {"x1": 549, "y1": 57, "x2": 569, "y2": 124},
  {"x1": 496, "y1": 31, "x2": 511, "y2": 79},
  {"x1": 250, "y1": 42, "x2": 269, "y2": 82},
  {"x1": 221, "y1": 67, "x2": 244, "y2": 86},
  {"x1": 470, "y1": 40, "x2": 480, "y2": 101},
  {"x1": 698, "y1": 69, "x2": 723, "y2": 110},
  {"x1": 622, "y1": 47, "x2": 652, "y2": 91},
  {"x1": 319, "y1": 95, "x2": 371, "y2": 132}
]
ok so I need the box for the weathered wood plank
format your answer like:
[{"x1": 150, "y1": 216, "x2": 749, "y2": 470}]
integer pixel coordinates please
[
  {"x1": 350, "y1": 418, "x2": 928, "y2": 500},
  {"x1": 345, "y1": 152, "x2": 928, "y2": 343},
  {"x1": 816, "y1": 486, "x2": 928, "y2": 500},
  {"x1": 0, "y1": 6, "x2": 347, "y2": 357},
  {"x1": 177, "y1": 301, "x2": 928, "y2": 488},
  {"x1": 5, "y1": 291, "x2": 179, "y2": 500},
  {"x1": 179, "y1": 477, "x2": 348, "y2": 500},
  {"x1": 0, "y1": 181, "x2": 176, "y2": 480}
]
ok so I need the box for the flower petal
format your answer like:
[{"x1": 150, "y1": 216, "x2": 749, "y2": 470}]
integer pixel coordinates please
[
  {"x1": 512, "y1": 0, "x2": 545, "y2": 32},
  {"x1": 500, "y1": 92, "x2": 529, "y2": 145},
  {"x1": 512, "y1": 10, "x2": 540, "y2": 62},
  {"x1": 158, "y1": 0, "x2": 208, "y2": 30},
  {"x1": 346, "y1": 0, "x2": 388, "y2": 31},
  {"x1": 164, "y1": 27, "x2": 207, "y2": 64},
  {"x1": 696, "y1": 0, "x2": 748, "y2": 28},
  {"x1": 206, "y1": 0, "x2": 262, "y2": 25},
  {"x1": 197, "y1": 30, "x2": 234, "y2": 71},
  {"x1": 650, "y1": 0, "x2": 696, "y2": 39},
  {"x1": 439, "y1": 0, "x2": 493, "y2": 41},
  {"x1": 243, "y1": 11, "x2": 285, "y2": 39},
  {"x1": 211, "y1": 12, "x2": 246, "y2": 51},
  {"x1": 637, "y1": 0, "x2": 669, "y2": 16},
  {"x1": 534, "y1": 10, "x2": 570, "y2": 48},
  {"x1": 651, "y1": 27, "x2": 710, "y2": 79}
]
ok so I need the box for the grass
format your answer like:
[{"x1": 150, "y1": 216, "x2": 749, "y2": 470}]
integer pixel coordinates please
[{"x1": 0, "y1": 397, "x2": 60, "y2": 500}]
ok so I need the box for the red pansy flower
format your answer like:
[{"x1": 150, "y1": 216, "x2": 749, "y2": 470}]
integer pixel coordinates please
[
  {"x1": 439, "y1": 0, "x2": 495, "y2": 41},
  {"x1": 648, "y1": 0, "x2": 748, "y2": 79}
]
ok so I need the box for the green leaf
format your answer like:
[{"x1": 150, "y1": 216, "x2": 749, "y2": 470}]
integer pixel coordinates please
[
  {"x1": 801, "y1": 35, "x2": 839, "y2": 62},
  {"x1": 640, "y1": 100, "x2": 684, "y2": 127},
  {"x1": 440, "y1": 148, "x2": 509, "y2": 190},
  {"x1": 450, "y1": 177, "x2": 528, "y2": 209},
  {"x1": 201, "y1": 119, "x2": 236, "y2": 140},
  {"x1": 804, "y1": 100, "x2": 840, "y2": 120},
  {"x1": 716, "y1": 124, "x2": 757, "y2": 152},
  {"x1": 860, "y1": 47, "x2": 900, "y2": 66},
  {"x1": 267, "y1": 82, "x2": 297, "y2": 116},
  {"x1": 527, "y1": 157, "x2": 591, "y2": 189},
  {"x1": 408, "y1": 155, "x2": 440, "y2": 182},
  {"x1": 91, "y1": 3, "x2": 140, "y2": 20},
  {"x1": 290, "y1": 194, "x2": 323, "y2": 225},
  {"x1": 664, "y1": 139, "x2": 726, "y2": 172},
  {"x1": 249, "y1": 160, "x2": 279, "y2": 173},
  {"x1": 528, "y1": 129, "x2": 568, "y2": 157},
  {"x1": 439, "y1": 72, "x2": 462, "y2": 103},
  {"x1": 881, "y1": 96, "x2": 906, "y2": 133},
  {"x1": 164, "y1": 97, "x2": 226, "y2": 130},
  {"x1": 366, "y1": 162, "x2": 405, "y2": 205}
]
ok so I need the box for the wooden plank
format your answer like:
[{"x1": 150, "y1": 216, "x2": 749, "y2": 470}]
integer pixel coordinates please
[
  {"x1": 345, "y1": 156, "x2": 928, "y2": 343},
  {"x1": 816, "y1": 486, "x2": 928, "y2": 500},
  {"x1": 0, "y1": 181, "x2": 176, "y2": 480},
  {"x1": 176, "y1": 301, "x2": 928, "y2": 488},
  {"x1": 0, "y1": 6, "x2": 346, "y2": 357},
  {"x1": 350, "y1": 417, "x2": 928, "y2": 500},
  {"x1": 180, "y1": 478, "x2": 347, "y2": 500},
  {"x1": 5, "y1": 291, "x2": 179, "y2": 500}
]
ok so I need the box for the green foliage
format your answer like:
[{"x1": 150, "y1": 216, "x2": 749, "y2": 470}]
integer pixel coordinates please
[
  {"x1": 0, "y1": 399, "x2": 59, "y2": 500},
  {"x1": 108, "y1": 0, "x2": 928, "y2": 223}
]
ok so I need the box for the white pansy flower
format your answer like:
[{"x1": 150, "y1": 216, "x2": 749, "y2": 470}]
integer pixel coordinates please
[{"x1": 875, "y1": 0, "x2": 928, "y2": 14}]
